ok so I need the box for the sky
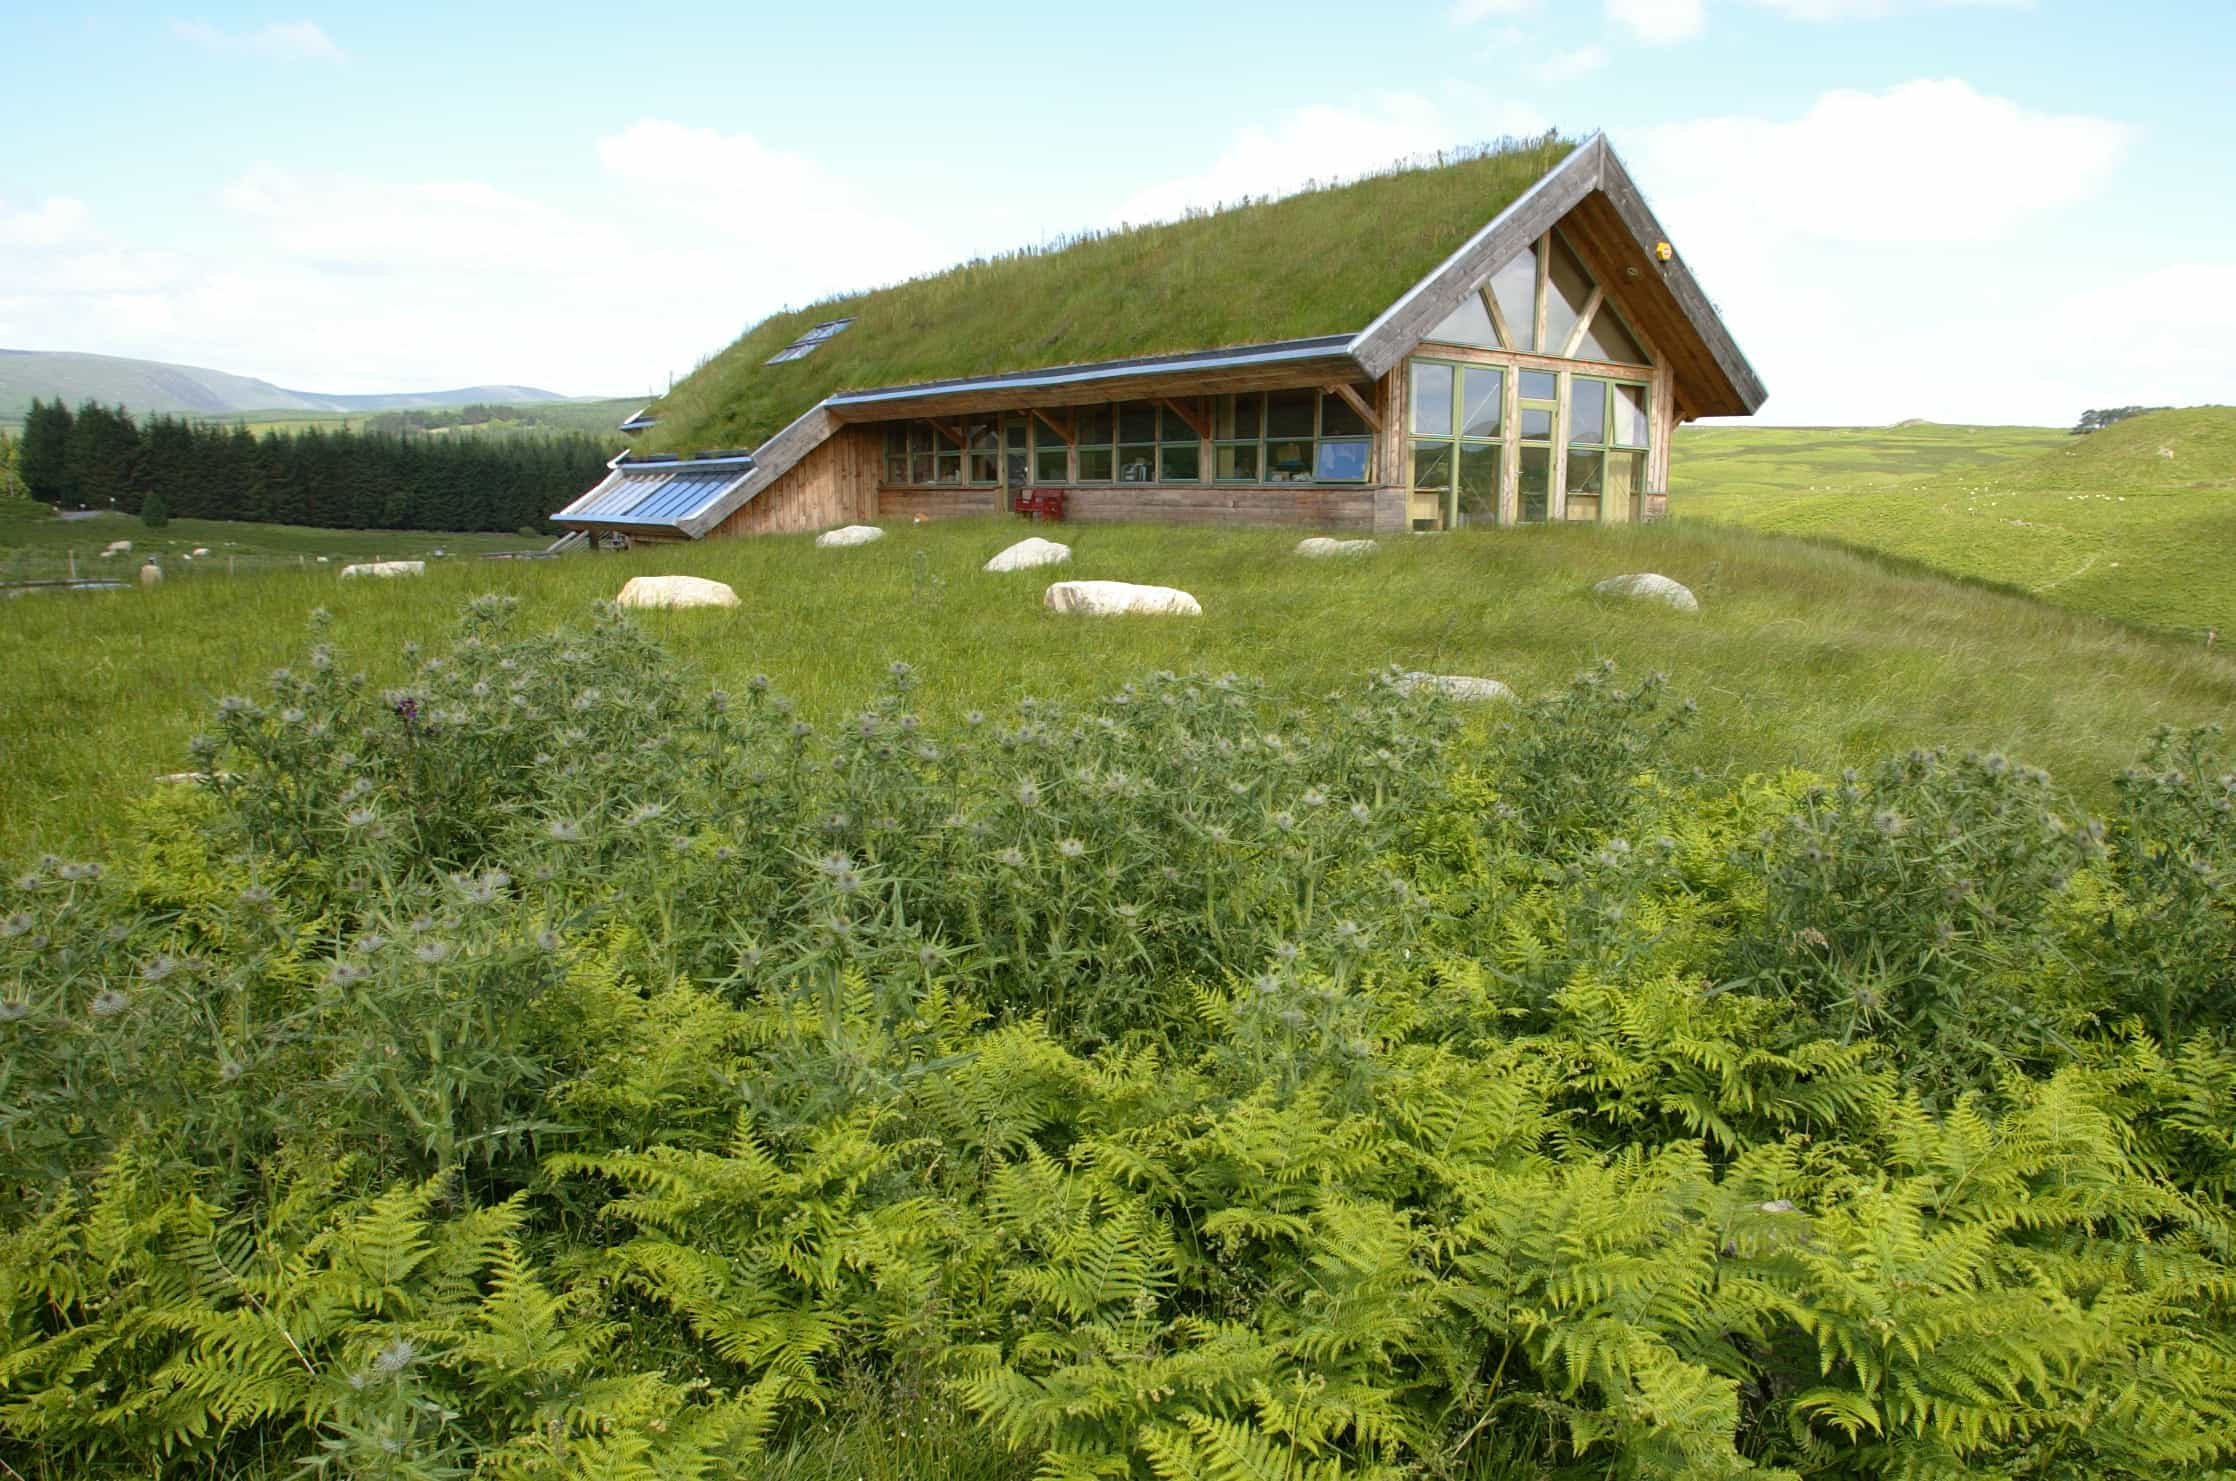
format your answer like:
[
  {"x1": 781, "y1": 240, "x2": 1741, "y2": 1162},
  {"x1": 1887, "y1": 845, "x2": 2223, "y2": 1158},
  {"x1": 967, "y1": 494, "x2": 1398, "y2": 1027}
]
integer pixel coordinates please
[{"x1": 1, "y1": 1, "x2": 2228, "y2": 426}]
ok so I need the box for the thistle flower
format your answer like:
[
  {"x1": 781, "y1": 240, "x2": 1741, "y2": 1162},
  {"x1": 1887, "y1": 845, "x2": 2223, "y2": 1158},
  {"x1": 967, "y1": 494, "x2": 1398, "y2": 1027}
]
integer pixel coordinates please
[
  {"x1": 995, "y1": 847, "x2": 1027, "y2": 869},
  {"x1": 1, "y1": 912, "x2": 31, "y2": 937},
  {"x1": 58, "y1": 862, "x2": 104, "y2": 882},
  {"x1": 1015, "y1": 778, "x2": 1043, "y2": 810},
  {"x1": 916, "y1": 944, "x2": 941, "y2": 969},
  {"x1": 1269, "y1": 812, "x2": 1296, "y2": 833},
  {"x1": 280, "y1": 707, "x2": 307, "y2": 725},
  {"x1": 790, "y1": 721, "x2": 814, "y2": 740},
  {"x1": 1349, "y1": 801, "x2": 1372, "y2": 825},
  {"x1": 215, "y1": 695, "x2": 257, "y2": 717},
  {"x1": 546, "y1": 818, "x2": 585, "y2": 843},
  {"x1": 737, "y1": 944, "x2": 764, "y2": 971},
  {"x1": 328, "y1": 961, "x2": 369, "y2": 987},
  {"x1": 571, "y1": 689, "x2": 601, "y2": 712},
  {"x1": 622, "y1": 801, "x2": 667, "y2": 827},
  {"x1": 535, "y1": 929, "x2": 562, "y2": 953},
  {"x1": 1275, "y1": 941, "x2": 1300, "y2": 963},
  {"x1": 1251, "y1": 973, "x2": 1281, "y2": 996},
  {"x1": 370, "y1": 1339, "x2": 417, "y2": 1375},
  {"x1": 811, "y1": 852, "x2": 856, "y2": 879},
  {"x1": 90, "y1": 989, "x2": 131, "y2": 1018},
  {"x1": 357, "y1": 933, "x2": 388, "y2": 954},
  {"x1": 0, "y1": 1000, "x2": 30, "y2": 1023},
  {"x1": 237, "y1": 885, "x2": 274, "y2": 909},
  {"x1": 413, "y1": 941, "x2": 454, "y2": 965},
  {"x1": 1300, "y1": 788, "x2": 1327, "y2": 808},
  {"x1": 818, "y1": 811, "x2": 850, "y2": 834},
  {"x1": 1056, "y1": 838, "x2": 1085, "y2": 860},
  {"x1": 345, "y1": 807, "x2": 380, "y2": 830},
  {"x1": 1333, "y1": 919, "x2": 1362, "y2": 944},
  {"x1": 139, "y1": 955, "x2": 178, "y2": 983}
]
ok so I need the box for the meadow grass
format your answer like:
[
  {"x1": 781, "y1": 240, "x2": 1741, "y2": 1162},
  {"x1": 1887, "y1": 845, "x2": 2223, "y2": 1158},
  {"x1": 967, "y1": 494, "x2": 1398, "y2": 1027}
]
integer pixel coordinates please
[
  {"x1": 1676, "y1": 408, "x2": 2236, "y2": 636},
  {"x1": 6, "y1": 513, "x2": 2232, "y2": 860}
]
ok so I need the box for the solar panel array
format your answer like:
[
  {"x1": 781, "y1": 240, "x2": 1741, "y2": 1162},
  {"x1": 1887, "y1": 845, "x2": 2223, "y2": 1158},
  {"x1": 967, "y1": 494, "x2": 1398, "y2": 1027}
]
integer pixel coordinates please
[
  {"x1": 561, "y1": 467, "x2": 749, "y2": 526},
  {"x1": 766, "y1": 317, "x2": 856, "y2": 364}
]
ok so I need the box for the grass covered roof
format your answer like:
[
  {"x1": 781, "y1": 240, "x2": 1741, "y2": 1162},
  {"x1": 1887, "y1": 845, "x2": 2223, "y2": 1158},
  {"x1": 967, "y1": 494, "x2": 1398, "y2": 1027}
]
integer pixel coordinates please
[{"x1": 640, "y1": 133, "x2": 1577, "y2": 456}]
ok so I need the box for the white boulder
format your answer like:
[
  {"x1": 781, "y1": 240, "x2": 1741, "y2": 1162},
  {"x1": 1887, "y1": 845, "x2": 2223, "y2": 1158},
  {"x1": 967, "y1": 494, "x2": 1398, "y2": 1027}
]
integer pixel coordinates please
[
  {"x1": 1296, "y1": 537, "x2": 1378, "y2": 558},
  {"x1": 1396, "y1": 672, "x2": 1514, "y2": 703},
  {"x1": 191, "y1": 547, "x2": 210, "y2": 556},
  {"x1": 1043, "y1": 580, "x2": 1202, "y2": 617},
  {"x1": 815, "y1": 524, "x2": 885, "y2": 548},
  {"x1": 339, "y1": 560, "x2": 425, "y2": 579},
  {"x1": 1594, "y1": 572, "x2": 1700, "y2": 612},
  {"x1": 985, "y1": 537, "x2": 1072, "y2": 573},
  {"x1": 613, "y1": 574, "x2": 739, "y2": 610},
  {"x1": 102, "y1": 540, "x2": 132, "y2": 556}
]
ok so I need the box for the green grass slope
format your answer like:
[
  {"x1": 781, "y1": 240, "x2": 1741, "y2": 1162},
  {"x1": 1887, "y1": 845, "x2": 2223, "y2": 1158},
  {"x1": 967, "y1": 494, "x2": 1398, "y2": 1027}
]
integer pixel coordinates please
[
  {"x1": 5, "y1": 516, "x2": 2231, "y2": 859},
  {"x1": 643, "y1": 136, "x2": 1575, "y2": 456},
  {"x1": 1676, "y1": 409, "x2": 2236, "y2": 637}
]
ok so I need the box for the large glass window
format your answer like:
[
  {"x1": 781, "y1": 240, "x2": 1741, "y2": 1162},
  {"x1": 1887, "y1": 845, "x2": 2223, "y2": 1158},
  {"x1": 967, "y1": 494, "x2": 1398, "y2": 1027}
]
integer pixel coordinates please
[
  {"x1": 1074, "y1": 405, "x2": 1114, "y2": 483},
  {"x1": 1517, "y1": 372, "x2": 1557, "y2": 523},
  {"x1": 1427, "y1": 290, "x2": 1499, "y2": 349},
  {"x1": 1566, "y1": 376, "x2": 1649, "y2": 522},
  {"x1": 1490, "y1": 243, "x2": 1538, "y2": 353},
  {"x1": 1544, "y1": 234, "x2": 1595, "y2": 358},
  {"x1": 1577, "y1": 303, "x2": 1649, "y2": 367},
  {"x1": 1407, "y1": 360, "x2": 1503, "y2": 529},
  {"x1": 1032, "y1": 416, "x2": 1070, "y2": 483}
]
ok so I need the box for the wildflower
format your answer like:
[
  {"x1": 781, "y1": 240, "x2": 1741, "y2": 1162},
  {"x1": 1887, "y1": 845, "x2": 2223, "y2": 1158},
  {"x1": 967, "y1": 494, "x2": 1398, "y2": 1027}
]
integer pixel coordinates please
[
  {"x1": 546, "y1": 818, "x2": 585, "y2": 843},
  {"x1": 345, "y1": 807, "x2": 380, "y2": 830},
  {"x1": 280, "y1": 707, "x2": 307, "y2": 725},
  {"x1": 965, "y1": 710, "x2": 985, "y2": 727},
  {"x1": 1796, "y1": 927, "x2": 1830, "y2": 949},
  {"x1": 328, "y1": 962, "x2": 368, "y2": 987},
  {"x1": 12, "y1": 875, "x2": 40, "y2": 893},
  {"x1": 1056, "y1": 838, "x2": 1085, "y2": 861},
  {"x1": 357, "y1": 933, "x2": 388, "y2": 954},
  {"x1": 535, "y1": 929, "x2": 562, "y2": 953},
  {"x1": 216, "y1": 695, "x2": 257, "y2": 717},
  {"x1": 456, "y1": 870, "x2": 509, "y2": 906},
  {"x1": 139, "y1": 955, "x2": 178, "y2": 984},
  {"x1": 0, "y1": 1000, "x2": 29, "y2": 1023},
  {"x1": 58, "y1": 862, "x2": 104, "y2": 882},
  {"x1": 713, "y1": 846, "x2": 737, "y2": 863},
  {"x1": 1278, "y1": 1008, "x2": 1306, "y2": 1028},
  {"x1": 370, "y1": 1339, "x2": 418, "y2": 1375},
  {"x1": 571, "y1": 689, "x2": 601, "y2": 712},
  {"x1": 818, "y1": 915, "x2": 853, "y2": 940},
  {"x1": 818, "y1": 811, "x2": 850, "y2": 835},
  {"x1": 737, "y1": 945, "x2": 764, "y2": 971},
  {"x1": 1, "y1": 913, "x2": 30, "y2": 938},
  {"x1": 392, "y1": 697, "x2": 419, "y2": 724},
  {"x1": 1270, "y1": 811, "x2": 1296, "y2": 833},
  {"x1": 1203, "y1": 824, "x2": 1231, "y2": 845},
  {"x1": 888, "y1": 660, "x2": 915, "y2": 682},
  {"x1": 413, "y1": 941, "x2": 454, "y2": 965},
  {"x1": 622, "y1": 801, "x2": 667, "y2": 827},
  {"x1": 1114, "y1": 903, "x2": 1142, "y2": 923},
  {"x1": 238, "y1": 885, "x2": 274, "y2": 909},
  {"x1": 1759, "y1": 1199, "x2": 1797, "y2": 1215},
  {"x1": 748, "y1": 673, "x2": 771, "y2": 692},
  {"x1": 791, "y1": 721, "x2": 815, "y2": 740},
  {"x1": 1015, "y1": 778, "x2": 1043, "y2": 810},
  {"x1": 995, "y1": 847, "x2": 1028, "y2": 869},
  {"x1": 1275, "y1": 941, "x2": 1301, "y2": 964},
  {"x1": 1871, "y1": 810, "x2": 1906, "y2": 836},
  {"x1": 1333, "y1": 919, "x2": 1362, "y2": 944},
  {"x1": 916, "y1": 945, "x2": 941, "y2": 969},
  {"x1": 1349, "y1": 801, "x2": 1372, "y2": 825},
  {"x1": 1251, "y1": 973, "x2": 1281, "y2": 996},
  {"x1": 1300, "y1": 788, "x2": 1327, "y2": 808},
  {"x1": 341, "y1": 776, "x2": 374, "y2": 803},
  {"x1": 90, "y1": 989, "x2": 131, "y2": 1018}
]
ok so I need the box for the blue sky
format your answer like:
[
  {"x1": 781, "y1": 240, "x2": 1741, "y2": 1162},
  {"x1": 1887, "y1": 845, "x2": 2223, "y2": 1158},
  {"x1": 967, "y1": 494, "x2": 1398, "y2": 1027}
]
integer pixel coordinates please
[{"x1": 2, "y1": 0, "x2": 2227, "y2": 424}]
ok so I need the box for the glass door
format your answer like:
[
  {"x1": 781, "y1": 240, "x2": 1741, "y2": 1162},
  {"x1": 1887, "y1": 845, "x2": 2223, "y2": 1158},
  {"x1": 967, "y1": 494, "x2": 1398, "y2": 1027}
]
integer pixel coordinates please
[{"x1": 1001, "y1": 416, "x2": 1031, "y2": 511}]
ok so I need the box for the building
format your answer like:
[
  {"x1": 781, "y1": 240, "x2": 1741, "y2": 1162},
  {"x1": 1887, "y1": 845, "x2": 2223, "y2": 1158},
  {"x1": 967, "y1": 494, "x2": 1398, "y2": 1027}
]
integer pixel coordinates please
[{"x1": 552, "y1": 133, "x2": 1764, "y2": 545}]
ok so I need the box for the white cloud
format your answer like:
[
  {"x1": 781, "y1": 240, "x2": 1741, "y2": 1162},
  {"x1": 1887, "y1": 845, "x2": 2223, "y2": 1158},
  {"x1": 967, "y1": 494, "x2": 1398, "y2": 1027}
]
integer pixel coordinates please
[
  {"x1": 1607, "y1": 0, "x2": 1705, "y2": 44},
  {"x1": 0, "y1": 197, "x2": 93, "y2": 248},
  {"x1": 171, "y1": 19, "x2": 342, "y2": 61},
  {"x1": 1749, "y1": 0, "x2": 2030, "y2": 17},
  {"x1": 1112, "y1": 96, "x2": 1550, "y2": 225},
  {"x1": 1629, "y1": 81, "x2": 2138, "y2": 423},
  {"x1": 1534, "y1": 45, "x2": 1609, "y2": 82}
]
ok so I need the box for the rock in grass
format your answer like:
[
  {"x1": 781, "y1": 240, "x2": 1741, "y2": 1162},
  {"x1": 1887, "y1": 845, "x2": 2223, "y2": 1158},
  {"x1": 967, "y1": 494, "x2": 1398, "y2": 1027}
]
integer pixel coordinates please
[
  {"x1": 1396, "y1": 672, "x2": 1514, "y2": 702},
  {"x1": 1296, "y1": 537, "x2": 1378, "y2": 558},
  {"x1": 985, "y1": 537, "x2": 1072, "y2": 573},
  {"x1": 339, "y1": 560, "x2": 425, "y2": 579},
  {"x1": 1594, "y1": 572, "x2": 1700, "y2": 612},
  {"x1": 1043, "y1": 580, "x2": 1202, "y2": 617},
  {"x1": 614, "y1": 575, "x2": 739, "y2": 610},
  {"x1": 815, "y1": 525, "x2": 885, "y2": 548}
]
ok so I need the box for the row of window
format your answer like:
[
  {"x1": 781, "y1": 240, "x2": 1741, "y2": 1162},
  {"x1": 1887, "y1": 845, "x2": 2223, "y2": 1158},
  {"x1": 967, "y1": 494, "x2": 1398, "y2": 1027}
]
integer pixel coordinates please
[
  {"x1": 1427, "y1": 229, "x2": 1650, "y2": 366},
  {"x1": 879, "y1": 388, "x2": 1377, "y2": 487},
  {"x1": 1406, "y1": 359, "x2": 1649, "y2": 527}
]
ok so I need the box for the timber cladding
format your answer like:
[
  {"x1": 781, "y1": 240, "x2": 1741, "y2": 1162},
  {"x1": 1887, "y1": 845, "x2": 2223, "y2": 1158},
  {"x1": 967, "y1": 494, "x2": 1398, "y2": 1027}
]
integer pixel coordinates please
[
  {"x1": 875, "y1": 484, "x2": 1386, "y2": 531},
  {"x1": 707, "y1": 425, "x2": 880, "y2": 538}
]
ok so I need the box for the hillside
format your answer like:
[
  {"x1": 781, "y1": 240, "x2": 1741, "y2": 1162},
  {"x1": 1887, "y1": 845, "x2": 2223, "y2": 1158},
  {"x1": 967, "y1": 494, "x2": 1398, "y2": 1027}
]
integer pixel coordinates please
[
  {"x1": 1675, "y1": 408, "x2": 2236, "y2": 637},
  {"x1": 5, "y1": 516, "x2": 2231, "y2": 858},
  {"x1": 0, "y1": 347, "x2": 572, "y2": 420}
]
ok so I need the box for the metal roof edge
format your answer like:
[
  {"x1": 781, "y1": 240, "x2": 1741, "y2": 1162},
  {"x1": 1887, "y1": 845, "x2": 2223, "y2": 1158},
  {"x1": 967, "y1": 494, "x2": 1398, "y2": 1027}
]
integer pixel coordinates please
[{"x1": 824, "y1": 335, "x2": 1358, "y2": 408}]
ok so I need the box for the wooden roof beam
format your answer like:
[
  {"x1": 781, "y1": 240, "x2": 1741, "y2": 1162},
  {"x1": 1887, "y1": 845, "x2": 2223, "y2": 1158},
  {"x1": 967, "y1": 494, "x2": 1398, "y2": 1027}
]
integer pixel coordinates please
[
  {"x1": 1030, "y1": 407, "x2": 1074, "y2": 444},
  {"x1": 1158, "y1": 396, "x2": 1210, "y2": 441},
  {"x1": 1324, "y1": 382, "x2": 1382, "y2": 433}
]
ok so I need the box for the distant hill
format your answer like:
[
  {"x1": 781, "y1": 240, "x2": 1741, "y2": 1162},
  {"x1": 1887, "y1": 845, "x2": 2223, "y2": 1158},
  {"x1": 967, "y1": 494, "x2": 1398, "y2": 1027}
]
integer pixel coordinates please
[{"x1": 0, "y1": 348, "x2": 574, "y2": 420}]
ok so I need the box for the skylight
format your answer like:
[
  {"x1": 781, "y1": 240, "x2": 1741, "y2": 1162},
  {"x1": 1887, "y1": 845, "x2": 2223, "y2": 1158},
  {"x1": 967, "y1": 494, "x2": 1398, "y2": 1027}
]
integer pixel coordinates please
[{"x1": 766, "y1": 317, "x2": 856, "y2": 364}]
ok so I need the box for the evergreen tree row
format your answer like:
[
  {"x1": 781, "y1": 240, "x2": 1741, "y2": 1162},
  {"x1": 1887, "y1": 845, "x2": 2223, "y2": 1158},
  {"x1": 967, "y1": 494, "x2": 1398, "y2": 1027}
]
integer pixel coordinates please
[{"x1": 17, "y1": 399, "x2": 613, "y2": 533}]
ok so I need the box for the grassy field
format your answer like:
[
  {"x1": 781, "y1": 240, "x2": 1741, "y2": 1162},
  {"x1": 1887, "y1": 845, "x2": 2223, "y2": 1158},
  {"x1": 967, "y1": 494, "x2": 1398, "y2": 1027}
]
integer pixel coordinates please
[
  {"x1": 1675, "y1": 408, "x2": 2236, "y2": 636},
  {"x1": 0, "y1": 497, "x2": 540, "y2": 585},
  {"x1": 5, "y1": 512, "x2": 2232, "y2": 859}
]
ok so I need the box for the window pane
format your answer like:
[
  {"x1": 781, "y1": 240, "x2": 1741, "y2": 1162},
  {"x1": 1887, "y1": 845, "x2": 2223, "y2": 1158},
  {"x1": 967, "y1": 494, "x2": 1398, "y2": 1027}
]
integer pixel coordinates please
[
  {"x1": 1491, "y1": 243, "x2": 1537, "y2": 352},
  {"x1": 1005, "y1": 421, "x2": 1029, "y2": 450},
  {"x1": 1118, "y1": 445, "x2": 1156, "y2": 481},
  {"x1": 908, "y1": 423, "x2": 933, "y2": 454},
  {"x1": 1075, "y1": 406, "x2": 1113, "y2": 445},
  {"x1": 1544, "y1": 233, "x2": 1595, "y2": 355},
  {"x1": 1077, "y1": 447, "x2": 1113, "y2": 481},
  {"x1": 967, "y1": 420, "x2": 997, "y2": 452},
  {"x1": 1579, "y1": 305, "x2": 1649, "y2": 366},
  {"x1": 1459, "y1": 367, "x2": 1503, "y2": 437},
  {"x1": 1321, "y1": 389, "x2": 1371, "y2": 438},
  {"x1": 935, "y1": 451, "x2": 962, "y2": 485},
  {"x1": 1567, "y1": 449, "x2": 1605, "y2": 495},
  {"x1": 910, "y1": 452, "x2": 934, "y2": 483},
  {"x1": 1160, "y1": 443, "x2": 1201, "y2": 482},
  {"x1": 1612, "y1": 384, "x2": 1649, "y2": 448},
  {"x1": 1570, "y1": 381, "x2": 1608, "y2": 446},
  {"x1": 1266, "y1": 389, "x2": 1316, "y2": 438},
  {"x1": 1428, "y1": 291, "x2": 1499, "y2": 349},
  {"x1": 1519, "y1": 446, "x2": 1551, "y2": 522},
  {"x1": 1265, "y1": 439, "x2": 1314, "y2": 482},
  {"x1": 1215, "y1": 443, "x2": 1260, "y2": 481},
  {"x1": 1457, "y1": 442, "x2": 1500, "y2": 525},
  {"x1": 1411, "y1": 439, "x2": 1453, "y2": 492},
  {"x1": 1117, "y1": 402, "x2": 1158, "y2": 442},
  {"x1": 1316, "y1": 438, "x2": 1370, "y2": 481},
  {"x1": 1520, "y1": 407, "x2": 1554, "y2": 440},
  {"x1": 885, "y1": 425, "x2": 905, "y2": 453},
  {"x1": 1409, "y1": 362, "x2": 1454, "y2": 436},
  {"x1": 1032, "y1": 418, "x2": 1069, "y2": 454},
  {"x1": 1036, "y1": 447, "x2": 1069, "y2": 482},
  {"x1": 1160, "y1": 405, "x2": 1197, "y2": 442},
  {"x1": 1519, "y1": 369, "x2": 1557, "y2": 402},
  {"x1": 1217, "y1": 394, "x2": 1261, "y2": 440},
  {"x1": 885, "y1": 454, "x2": 908, "y2": 483},
  {"x1": 967, "y1": 452, "x2": 998, "y2": 484}
]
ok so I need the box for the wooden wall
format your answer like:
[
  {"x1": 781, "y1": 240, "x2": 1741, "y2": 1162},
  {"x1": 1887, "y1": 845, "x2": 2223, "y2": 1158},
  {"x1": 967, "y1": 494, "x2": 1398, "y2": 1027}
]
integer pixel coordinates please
[{"x1": 706, "y1": 425, "x2": 879, "y2": 538}]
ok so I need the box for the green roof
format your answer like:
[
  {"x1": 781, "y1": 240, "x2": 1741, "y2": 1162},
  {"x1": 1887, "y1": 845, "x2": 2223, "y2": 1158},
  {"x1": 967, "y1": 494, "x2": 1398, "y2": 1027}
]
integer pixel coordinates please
[{"x1": 640, "y1": 133, "x2": 1577, "y2": 456}]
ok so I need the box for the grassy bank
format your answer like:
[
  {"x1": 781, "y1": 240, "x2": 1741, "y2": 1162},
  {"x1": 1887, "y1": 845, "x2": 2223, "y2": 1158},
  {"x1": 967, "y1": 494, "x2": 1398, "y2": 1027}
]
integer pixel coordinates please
[
  {"x1": 1676, "y1": 409, "x2": 2236, "y2": 636},
  {"x1": 6, "y1": 515, "x2": 2232, "y2": 859}
]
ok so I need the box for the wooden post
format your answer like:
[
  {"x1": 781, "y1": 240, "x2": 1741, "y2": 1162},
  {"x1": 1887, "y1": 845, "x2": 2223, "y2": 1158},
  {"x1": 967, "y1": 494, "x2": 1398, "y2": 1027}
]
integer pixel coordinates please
[{"x1": 68, "y1": 550, "x2": 77, "y2": 582}]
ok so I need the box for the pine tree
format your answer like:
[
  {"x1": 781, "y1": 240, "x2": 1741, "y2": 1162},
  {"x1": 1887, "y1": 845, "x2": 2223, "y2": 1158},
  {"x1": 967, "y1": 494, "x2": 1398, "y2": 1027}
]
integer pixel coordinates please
[{"x1": 141, "y1": 491, "x2": 170, "y2": 528}]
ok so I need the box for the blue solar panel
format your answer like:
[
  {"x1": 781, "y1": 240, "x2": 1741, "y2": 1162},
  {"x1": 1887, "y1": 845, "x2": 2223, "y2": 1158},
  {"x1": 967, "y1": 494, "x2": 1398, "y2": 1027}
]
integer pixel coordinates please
[{"x1": 557, "y1": 461, "x2": 752, "y2": 527}]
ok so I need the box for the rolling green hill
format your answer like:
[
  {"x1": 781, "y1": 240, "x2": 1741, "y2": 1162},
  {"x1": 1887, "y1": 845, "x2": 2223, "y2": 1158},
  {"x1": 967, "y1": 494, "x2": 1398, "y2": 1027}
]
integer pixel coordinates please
[
  {"x1": 0, "y1": 347, "x2": 579, "y2": 421},
  {"x1": 1674, "y1": 408, "x2": 2236, "y2": 637}
]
